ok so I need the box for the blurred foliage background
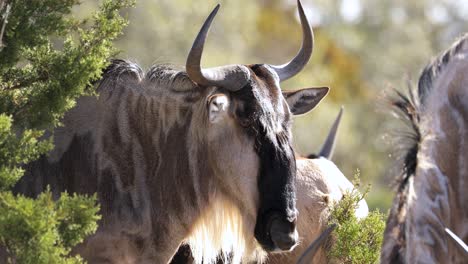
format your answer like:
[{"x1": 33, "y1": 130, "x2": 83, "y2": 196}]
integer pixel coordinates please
[{"x1": 73, "y1": 0, "x2": 468, "y2": 211}]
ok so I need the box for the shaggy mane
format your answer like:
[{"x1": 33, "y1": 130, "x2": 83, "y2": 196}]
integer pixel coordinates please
[
  {"x1": 99, "y1": 59, "x2": 197, "y2": 92},
  {"x1": 418, "y1": 34, "x2": 468, "y2": 104},
  {"x1": 389, "y1": 34, "x2": 468, "y2": 189},
  {"x1": 388, "y1": 87, "x2": 421, "y2": 190}
]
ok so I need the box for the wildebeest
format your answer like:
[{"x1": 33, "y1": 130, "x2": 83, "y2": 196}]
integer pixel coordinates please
[
  {"x1": 171, "y1": 108, "x2": 369, "y2": 264},
  {"x1": 10, "y1": 1, "x2": 331, "y2": 263},
  {"x1": 381, "y1": 34, "x2": 468, "y2": 263}
]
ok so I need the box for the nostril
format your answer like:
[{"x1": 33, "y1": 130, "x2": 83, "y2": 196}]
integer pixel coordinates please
[
  {"x1": 284, "y1": 229, "x2": 298, "y2": 248},
  {"x1": 272, "y1": 231, "x2": 298, "y2": 251},
  {"x1": 269, "y1": 218, "x2": 299, "y2": 251},
  {"x1": 291, "y1": 229, "x2": 299, "y2": 245}
]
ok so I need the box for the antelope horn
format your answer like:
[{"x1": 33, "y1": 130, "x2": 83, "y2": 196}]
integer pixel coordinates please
[
  {"x1": 186, "y1": 4, "x2": 250, "y2": 91},
  {"x1": 269, "y1": 0, "x2": 314, "y2": 82},
  {"x1": 319, "y1": 106, "x2": 344, "y2": 159},
  {"x1": 297, "y1": 224, "x2": 336, "y2": 264}
]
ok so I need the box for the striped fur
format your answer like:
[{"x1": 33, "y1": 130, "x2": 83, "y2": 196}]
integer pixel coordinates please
[{"x1": 382, "y1": 34, "x2": 468, "y2": 263}]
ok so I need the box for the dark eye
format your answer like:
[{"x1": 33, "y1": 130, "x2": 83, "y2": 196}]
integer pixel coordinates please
[{"x1": 238, "y1": 118, "x2": 251, "y2": 127}]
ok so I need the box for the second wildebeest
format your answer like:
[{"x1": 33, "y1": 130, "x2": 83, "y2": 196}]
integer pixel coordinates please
[{"x1": 381, "y1": 34, "x2": 468, "y2": 263}]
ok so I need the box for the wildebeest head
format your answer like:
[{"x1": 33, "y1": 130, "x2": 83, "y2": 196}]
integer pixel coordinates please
[{"x1": 185, "y1": 0, "x2": 328, "y2": 254}]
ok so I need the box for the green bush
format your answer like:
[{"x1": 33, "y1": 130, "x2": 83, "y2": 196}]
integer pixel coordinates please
[
  {"x1": 0, "y1": 191, "x2": 100, "y2": 263},
  {"x1": 0, "y1": 0, "x2": 134, "y2": 263},
  {"x1": 327, "y1": 174, "x2": 387, "y2": 264}
]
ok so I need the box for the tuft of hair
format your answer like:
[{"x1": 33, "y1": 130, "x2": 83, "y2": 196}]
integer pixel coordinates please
[
  {"x1": 387, "y1": 86, "x2": 421, "y2": 190},
  {"x1": 387, "y1": 33, "x2": 468, "y2": 191},
  {"x1": 185, "y1": 195, "x2": 267, "y2": 264}
]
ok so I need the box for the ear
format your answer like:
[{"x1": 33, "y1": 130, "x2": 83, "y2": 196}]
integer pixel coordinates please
[
  {"x1": 208, "y1": 94, "x2": 229, "y2": 123},
  {"x1": 283, "y1": 87, "x2": 329, "y2": 115}
]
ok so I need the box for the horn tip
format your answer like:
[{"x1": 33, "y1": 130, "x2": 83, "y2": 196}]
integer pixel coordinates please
[
  {"x1": 207, "y1": 4, "x2": 220, "y2": 19},
  {"x1": 211, "y1": 4, "x2": 220, "y2": 16},
  {"x1": 337, "y1": 106, "x2": 344, "y2": 122},
  {"x1": 338, "y1": 106, "x2": 344, "y2": 119},
  {"x1": 297, "y1": 0, "x2": 305, "y2": 16},
  {"x1": 336, "y1": 106, "x2": 344, "y2": 122}
]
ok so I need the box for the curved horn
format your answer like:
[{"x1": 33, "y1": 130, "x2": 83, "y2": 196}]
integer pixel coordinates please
[
  {"x1": 319, "y1": 106, "x2": 344, "y2": 159},
  {"x1": 186, "y1": 4, "x2": 250, "y2": 91},
  {"x1": 297, "y1": 224, "x2": 336, "y2": 264},
  {"x1": 270, "y1": 0, "x2": 314, "y2": 82}
]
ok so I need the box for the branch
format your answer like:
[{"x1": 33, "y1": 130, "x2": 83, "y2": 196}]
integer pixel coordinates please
[{"x1": 0, "y1": 2, "x2": 11, "y2": 51}]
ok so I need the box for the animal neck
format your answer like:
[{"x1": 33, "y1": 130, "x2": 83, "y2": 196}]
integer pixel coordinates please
[
  {"x1": 405, "y1": 41, "x2": 468, "y2": 263},
  {"x1": 91, "y1": 83, "x2": 214, "y2": 260}
]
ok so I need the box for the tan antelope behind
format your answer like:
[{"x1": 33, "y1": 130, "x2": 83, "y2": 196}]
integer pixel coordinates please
[
  {"x1": 381, "y1": 34, "x2": 468, "y2": 263},
  {"x1": 270, "y1": 108, "x2": 369, "y2": 264},
  {"x1": 8, "y1": 1, "x2": 332, "y2": 264},
  {"x1": 171, "y1": 108, "x2": 369, "y2": 264}
]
